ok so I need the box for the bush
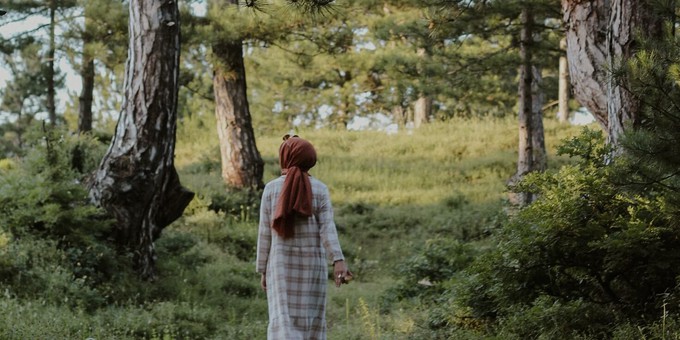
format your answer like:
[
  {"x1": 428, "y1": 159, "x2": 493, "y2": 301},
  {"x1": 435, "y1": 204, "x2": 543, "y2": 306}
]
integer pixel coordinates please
[
  {"x1": 449, "y1": 129, "x2": 680, "y2": 338},
  {"x1": 386, "y1": 239, "x2": 476, "y2": 301},
  {"x1": 0, "y1": 129, "x2": 128, "y2": 309}
]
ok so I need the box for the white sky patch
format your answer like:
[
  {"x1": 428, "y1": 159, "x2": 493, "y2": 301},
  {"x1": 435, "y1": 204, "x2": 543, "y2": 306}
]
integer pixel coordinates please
[
  {"x1": 317, "y1": 104, "x2": 332, "y2": 120},
  {"x1": 353, "y1": 27, "x2": 376, "y2": 52},
  {"x1": 347, "y1": 112, "x2": 396, "y2": 133},
  {"x1": 191, "y1": 2, "x2": 207, "y2": 17},
  {"x1": 0, "y1": 14, "x2": 80, "y2": 117},
  {"x1": 569, "y1": 107, "x2": 597, "y2": 126}
]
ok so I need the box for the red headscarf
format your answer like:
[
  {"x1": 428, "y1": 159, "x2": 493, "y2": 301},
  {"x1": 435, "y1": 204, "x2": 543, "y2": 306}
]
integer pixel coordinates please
[{"x1": 272, "y1": 135, "x2": 317, "y2": 238}]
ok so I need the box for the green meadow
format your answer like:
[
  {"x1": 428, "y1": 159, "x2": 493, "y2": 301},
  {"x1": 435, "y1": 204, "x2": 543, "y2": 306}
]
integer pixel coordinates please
[{"x1": 0, "y1": 115, "x2": 586, "y2": 338}]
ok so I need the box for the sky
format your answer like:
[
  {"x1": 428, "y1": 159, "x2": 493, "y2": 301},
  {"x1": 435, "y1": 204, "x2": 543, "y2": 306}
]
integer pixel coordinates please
[
  {"x1": 0, "y1": 3, "x2": 208, "y2": 120},
  {"x1": 0, "y1": 12, "x2": 80, "y2": 119}
]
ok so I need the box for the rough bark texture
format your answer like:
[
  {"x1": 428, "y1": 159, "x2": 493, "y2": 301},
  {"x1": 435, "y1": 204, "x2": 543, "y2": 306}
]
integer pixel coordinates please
[
  {"x1": 89, "y1": 0, "x2": 194, "y2": 280},
  {"x1": 561, "y1": 0, "x2": 608, "y2": 128},
  {"x1": 558, "y1": 37, "x2": 569, "y2": 123},
  {"x1": 562, "y1": 0, "x2": 662, "y2": 145},
  {"x1": 414, "y1": 95, "x2": 432, "y2": 128},
  {"x1": 211, "y1": 0, "x2": 263, "y2": 190},
  {"x1": 212, "y1": 37, "x2": 264, "y2": 190},
  {"x1": 605, "y1": 0, "x2": 661, "y2": 145}
]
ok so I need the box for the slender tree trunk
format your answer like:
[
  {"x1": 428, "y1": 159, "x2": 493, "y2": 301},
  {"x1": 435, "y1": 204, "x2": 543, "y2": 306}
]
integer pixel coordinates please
[
  {"x1": 79, "y1": 13, "x2": 94, "y2": 133},
  {"x1": 558, "y1": 37, "x2": 569, "y2": 123},
  {"x1": 562, "y1": 0, "x2": 662, "y2": 146},
  {"x1": 79, "y1": 58, "x2": 94, "y2": 133},
  {"x1": 511, "y1": 6, "x2": 534, "y2": 206},
  {"x1": 532, "y1": 66, "x2": 547, "y2": 172},
  {"x1": 89, "y1": 0, "x2": 194, "y2": 280},
  {"x1": 211, "y1": 0, "x2": 264, "y2": 190},
  {"x1": 414, "y1": 47, "x2": 431, "y2": 128},
  {"x1": 47, "y1": 0, "x2": 56, "y2": 126},
  {"x1": 392, "y1": 105, "x2": 406, "y2": 127},
  {"x1": 414, "y1": 95, "x2": 432, "y2": 128}
]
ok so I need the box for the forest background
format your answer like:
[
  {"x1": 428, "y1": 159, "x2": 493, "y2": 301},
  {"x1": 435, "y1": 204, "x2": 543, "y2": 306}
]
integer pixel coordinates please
[{"x1": 1, "y1": 0, "x2": 680, "y2": 339}]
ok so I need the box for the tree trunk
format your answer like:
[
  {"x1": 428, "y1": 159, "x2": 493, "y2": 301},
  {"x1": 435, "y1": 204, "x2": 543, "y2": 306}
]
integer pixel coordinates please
[
  {"x1": 510, "y1": 6, "x2": 535, "y2": 206},
  {"x1": 89, "y1": 0, "x2": 194, "y2": 280},
  {"x1": 78, "y1": 14, "x2": 94, "y2": 133},
  {"x1": 392, "y1": 105, "x2": 406, "y2": 127},
  {"x1": 558, "y1": 37, "x2": 569, "y2": 123},
  {"x1": 213, "y1": 39, "x2": 264, "y2": 189},
  {"x1": 414, "y1": 95, "x2": 431, "y2": 128},
  {"x1": 47, "y1": 0, "x2": 56, "y2": 126},
  {"x1": 532, "y1": 66, "x2": 547, "y2": 172},
  {"x1": 211, "y1": 1, "x2": 264, "y2": 190},
  {"x1": 562, "y1": 0, "x2": 662, "y2": 145}
]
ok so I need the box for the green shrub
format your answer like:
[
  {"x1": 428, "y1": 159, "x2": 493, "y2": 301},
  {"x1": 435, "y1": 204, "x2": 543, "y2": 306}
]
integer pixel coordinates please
[
  {"x1": 449, "y1": 129, "x2": 680, "y2": 338},
  {"x1": 0, "y1": 129, "x2": 127, "y2": 309},
  {"x1": 387, "y1": 239, "x2": 476, "y2": 301}
]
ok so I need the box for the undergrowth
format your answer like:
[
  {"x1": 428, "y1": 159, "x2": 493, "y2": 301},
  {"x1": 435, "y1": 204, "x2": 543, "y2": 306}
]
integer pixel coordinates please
[{"x1": 0, "y1": 116, "x2": 593, "y2": 338}]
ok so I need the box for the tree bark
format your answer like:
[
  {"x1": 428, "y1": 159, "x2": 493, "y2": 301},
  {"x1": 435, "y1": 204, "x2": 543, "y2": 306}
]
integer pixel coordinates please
[
  {"x1": 391, "y1": 105, "x2": 406, "y2": 127},
  {"x1": 47, "y1": 0, "x2": 56, "y2": 126},
  {"x1": 532, "y1": 66, "x2": 547, "y2": 172},
  {"x1": 414, "y1": 95, "x2": 432, "y2": 128},
  {"x1": 78, "y1": 14, "x2": 94, "y2": 133},
  {"x1": 211, "y1": 0, "x2": 264, "y2": 190},
  {"x1": 510, "y1": 6, "x2": 535, "y2": 206},
  {"x1": 562, "y1": 0, "x2": 662, "y2": 146},
  {"x1": 558, "y1": 37, "x2": 569, "y2": 123},
  {"x1": 213, "y1": 39, "x2": 264, "y2": 190},
  {"x1": 89, "y1": 0, "x2": 194, "y2": 280}
]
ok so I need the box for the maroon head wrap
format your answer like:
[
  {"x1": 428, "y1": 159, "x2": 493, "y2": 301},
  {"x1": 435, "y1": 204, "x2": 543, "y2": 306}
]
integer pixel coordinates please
[{"x1": 272, "y1": 135, "x2": 317, "y2": 238}]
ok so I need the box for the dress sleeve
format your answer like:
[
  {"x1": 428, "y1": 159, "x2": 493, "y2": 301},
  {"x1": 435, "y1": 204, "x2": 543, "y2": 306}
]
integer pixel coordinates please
[
  {"x1": 256, "y1": 187, "x2": 272, "y2": 273},
  {"x1": 318, "y1": 186, "x2": 345, "y2": 263}
]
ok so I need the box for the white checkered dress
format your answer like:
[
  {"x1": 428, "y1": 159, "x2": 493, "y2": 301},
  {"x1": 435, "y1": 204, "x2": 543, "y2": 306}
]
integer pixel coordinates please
[{"x1": 256, "y1": 176, "x2": 345, "y2": 340}]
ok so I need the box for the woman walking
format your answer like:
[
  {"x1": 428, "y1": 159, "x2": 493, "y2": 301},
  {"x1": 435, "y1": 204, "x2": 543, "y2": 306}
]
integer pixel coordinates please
[{"x1": 256, "y1": 135, "x2": 351, "y2": 340}]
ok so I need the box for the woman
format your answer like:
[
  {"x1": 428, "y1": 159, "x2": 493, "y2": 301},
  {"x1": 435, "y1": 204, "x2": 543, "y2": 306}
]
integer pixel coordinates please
[{"x1": 256, "y1": 135, "x2": 351, "y2": 340}]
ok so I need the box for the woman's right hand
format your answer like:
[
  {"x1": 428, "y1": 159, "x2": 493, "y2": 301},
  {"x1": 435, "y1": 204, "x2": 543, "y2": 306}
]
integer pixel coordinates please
[
  {"x1": 260, "y1": 273, "x2": 267, "y2": 291},
  {"x1": 333, "y1": 260, "x2": 352, "y2": 287}
]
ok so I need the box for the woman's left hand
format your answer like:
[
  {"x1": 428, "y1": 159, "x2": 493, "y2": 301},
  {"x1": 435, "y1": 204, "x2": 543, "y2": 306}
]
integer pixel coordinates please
[{"x1": 333, "y1": 260, "x2": 350, "y2": 287}]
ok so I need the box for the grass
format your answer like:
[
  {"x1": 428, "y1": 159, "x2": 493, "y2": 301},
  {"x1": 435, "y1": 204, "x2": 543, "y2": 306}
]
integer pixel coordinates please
[
  {"x1": 0, "y1": 114, "x2": 589, "y2": 338},
  {"x1": 172, "y1": 114, "x2": 588, "y2": 338}
]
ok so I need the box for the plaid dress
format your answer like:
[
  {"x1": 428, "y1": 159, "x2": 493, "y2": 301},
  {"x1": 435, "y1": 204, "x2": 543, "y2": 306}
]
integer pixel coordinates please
[{"x1": 256, "y1": 176, "x2": 345, "y2": 340}]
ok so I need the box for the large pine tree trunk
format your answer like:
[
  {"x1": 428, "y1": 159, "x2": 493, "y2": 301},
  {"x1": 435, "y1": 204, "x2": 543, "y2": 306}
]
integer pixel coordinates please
[
  {"x1": 562, "y1": 0, "x2": 662, "y2": 146},
  {"x1": 211, "y1": 0, "x2": 264, "y2": 190},
  {"x1": 212, "y1": 37, "x2": 264, "y2": 190},
  {"x1": 89, "y1": 0, "x2": 194, "y2": 280}
]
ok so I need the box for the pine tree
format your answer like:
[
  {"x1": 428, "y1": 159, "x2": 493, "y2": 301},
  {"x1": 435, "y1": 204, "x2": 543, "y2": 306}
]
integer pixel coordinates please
[
  {"x1": 0, "y1": 37, "x2": 47, "y2": 155},
  {"x1": 426, "y1": 0, "x2": 561, "y2": 203},
  {"x1": 207, "y1": 0, "x2": 264, "y2": 190},
  {"x1": 89, "y1": 0, "x2": 194, "y2": 280},
  {"x1": 0, "y1": 0, "x2": 77, "y2": 126}
]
